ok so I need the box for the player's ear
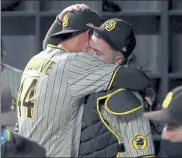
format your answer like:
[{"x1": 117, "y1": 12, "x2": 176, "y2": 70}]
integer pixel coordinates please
[{"x1": 115, "y1": 56, "x2": 123, "y2": 65}]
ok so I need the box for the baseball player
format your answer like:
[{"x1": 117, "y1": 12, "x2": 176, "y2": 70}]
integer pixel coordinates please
[
  {"x1": 1, "y1": 63, "x2": 22, "y2": 110},
  {"x1": 145, "y1": 86, "x2": 182, "y2": 142},
  {"x1": 77, "y1": 19, "x2": 155, "y2": 158},
  {"x1": 1, "y1": 82, "x2": 46, "y2": 157},
  {"x1": 17, "y1": 9, "x2": 110, "y2": 157},
  {"x1": 145, "y1": 86, "x2": 182, "y2": 157},
  {"x1": 1, "y1": 39, "x2": 22, "y2": 130},
  {"x1": 17, "y1": 7, "x2": 151, "y2": 157},
  {"x1": 44, "y1": 5, "x2": 155, "y2": 157}
]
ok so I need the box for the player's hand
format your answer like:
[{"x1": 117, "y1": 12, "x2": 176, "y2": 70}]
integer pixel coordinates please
[{"x1": 59, "y1": 4, "x2": 89, "y2": 22}]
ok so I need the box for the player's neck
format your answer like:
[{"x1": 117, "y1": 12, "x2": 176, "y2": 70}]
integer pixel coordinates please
[
  {"x1": 58, "y1": 35, "x2": 82, "y2": 53},
  {"x1": 58, "y1": 41, "x2": 76, "y2": 53}
]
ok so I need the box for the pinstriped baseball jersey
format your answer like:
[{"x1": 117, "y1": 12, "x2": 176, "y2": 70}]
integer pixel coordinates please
[
  {"x1": 71, "y1": 92, "x2": 154, "y2": 157},
  {"x1": 101, "y1": 94, "x2": 155, "y2": 157},
  {"x1": 17, "y1": 46, "x2": 117, "y2": 157},
  {"x1": 1, "y1": 63, "x2": 22, "y2": 110}
]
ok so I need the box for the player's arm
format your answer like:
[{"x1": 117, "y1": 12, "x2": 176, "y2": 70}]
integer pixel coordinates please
[
  {"x1": 68, "y1": 53, "x2": 150, "y2": 97},
  {"x1": 115, "y1": 93, "x2": 155, "y2": 158},
  {"x1": 100, "y1": 89, "x2": 155, "y2": 157},
  {"x1": 43, "y1": 16, "x2": 62, "y2": 50},
  {"x1": 120, "y1": 112, "x2": 155, "y2": 157},
  {"x1": 68, "y1": 53, "x2": 118, "y2": 97},
  {"x1": 43, "y1": 4, "x2": 89, "y2": 50}
]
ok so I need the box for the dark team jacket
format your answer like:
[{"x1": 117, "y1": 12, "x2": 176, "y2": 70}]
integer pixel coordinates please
[
  {"x1": 1, "y1": 130, "x2": 46, "y2": 157},
  {"x1": 79, "y1": 67, "x2": 151, "y2": 157}
]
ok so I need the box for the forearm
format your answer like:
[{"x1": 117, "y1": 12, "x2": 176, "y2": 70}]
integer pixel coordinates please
[
  {"x1": 43, "y1": 15, "x2": 62, "y2": 50},
  {"x1": 43, "y1": 4, "x2": 90, "y2": 50}
]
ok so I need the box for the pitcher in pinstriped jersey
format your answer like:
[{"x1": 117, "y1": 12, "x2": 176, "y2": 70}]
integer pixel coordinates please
[
  {"x1": 43, "y1": 5, "x2": 155, "y2": 157},
  {"x1": 17, "y1": 7, "x2": 117, "y2": 157}
]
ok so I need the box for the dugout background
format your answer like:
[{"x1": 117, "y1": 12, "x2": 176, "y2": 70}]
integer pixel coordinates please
[{"x1": 1, "y1": 0, "x2": 182, "y2": 104}]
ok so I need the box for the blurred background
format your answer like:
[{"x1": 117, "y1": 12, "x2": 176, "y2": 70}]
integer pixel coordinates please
[
  {"x1": 1, "y1": 0, "x2": 182, "y2": 156},
  {"x1": 1, "y1": 0, "x2": 182, "y2": 99}
]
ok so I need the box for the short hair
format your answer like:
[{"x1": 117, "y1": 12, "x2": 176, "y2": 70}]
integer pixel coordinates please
[{"x1": 110, "y1": 47, "x2": 126, "y2": 65}]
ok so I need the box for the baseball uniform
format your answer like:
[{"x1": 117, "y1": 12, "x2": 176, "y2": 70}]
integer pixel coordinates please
[
  {"x1": 1, "y1": 63, "x2": 22, "y2": 111},
  {"x1": 101, "y1": 93, "x2": 155, "y2": 157},
  {"x1": 75, "y1": 89, "x2": 155, "y2": 157},
  {"x1": 17, "y1": 45, "x2": 118, "y2": 157}
]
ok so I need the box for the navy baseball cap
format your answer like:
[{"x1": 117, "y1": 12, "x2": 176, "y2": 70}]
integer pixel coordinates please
[
  {"x1": 0, "y1": 82, "x2": 17, "y2": 126},
  {"x1": 87, "y1": 18, "x2": 136, "y2": 60},
  {"x1": 50, "y1": 10, "x2": 104, "y2": 39},
  {"x1": 144, "y1": 86, "x2": 182, "y2": 126}
]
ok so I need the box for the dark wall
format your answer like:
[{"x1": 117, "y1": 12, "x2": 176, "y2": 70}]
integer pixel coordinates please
[{"x1": 1, "y1": 0, "x2": 182, "y2": 96}]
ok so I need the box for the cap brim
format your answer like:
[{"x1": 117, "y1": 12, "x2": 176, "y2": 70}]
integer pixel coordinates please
[
  {"x1": 0, "y1": 111, "x2": 17, "y2": 126},
  {"x1": 144, "y1": 109, "x2": 172, "y2": 123},
  {"x1": 50, "y1": 30, "x2": 82, "y2": 39},
  {"x1": 87, "y1": 24, "x2": 119, "y2": 52},
  {"x1": 87, "y1": 23, "x2": 102, "y2": 36}
]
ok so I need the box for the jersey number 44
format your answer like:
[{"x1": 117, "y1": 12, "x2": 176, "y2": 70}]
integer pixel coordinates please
[{"x1": 17, "y1": 77, "x2": 39, "y2": 119}]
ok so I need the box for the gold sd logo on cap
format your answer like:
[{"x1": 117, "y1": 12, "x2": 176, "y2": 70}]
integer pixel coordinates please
[
  {"x1": 105, "y1": 21, "x2": 116, "y2": 31},
  {"x1": 63, "y1": 15, "x2": 68, "y2": 27}
]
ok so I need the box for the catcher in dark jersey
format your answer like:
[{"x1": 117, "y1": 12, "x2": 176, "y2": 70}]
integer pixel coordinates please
[{"x1": 43, "y1": 4, "x2": 155, "y2": 157}]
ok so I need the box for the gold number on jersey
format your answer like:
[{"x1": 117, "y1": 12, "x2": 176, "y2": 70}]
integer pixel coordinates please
[{"x1": 17, "y1": 77, "x2": 39, "y2": 119}]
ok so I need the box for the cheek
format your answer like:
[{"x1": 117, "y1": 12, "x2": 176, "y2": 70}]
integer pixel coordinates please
[
  {"x1": 82, "y1": 43, "x2": 89, "y2": 52},
  {"x1": 103, "y1": 53, "x2": 114, "y2": 63},
  {"x1": 98, "y1": 55, "x2": 112, "y2": 63}
]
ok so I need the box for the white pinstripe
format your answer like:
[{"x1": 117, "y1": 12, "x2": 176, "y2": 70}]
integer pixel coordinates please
[
  {"x1": 18, "y1": 46, "x2": 117, "y2": 157},
  {"x1": 1, "y1": 64, "x2": 22, "y2": 130},
  {"x1": 101, "y1": 92, "x2": 155, "y2": 157}
]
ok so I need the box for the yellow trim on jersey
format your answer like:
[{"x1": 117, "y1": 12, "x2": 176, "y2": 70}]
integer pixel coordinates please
[
  {"x1": 97, "y1": 94, "x2": 121, "y2": 158},
  {"x1": 47, "y1": 44, "x2": 58, "y2": 48},
  {"x1": 104, "y1": 89, "x2": 143, "y2": 115},
  {"x1": 47, "y1": 44, "x2": 69, "y2": 52},
  {"x1": 107, "y1": 66, "x2": 120, "y2": 90}
]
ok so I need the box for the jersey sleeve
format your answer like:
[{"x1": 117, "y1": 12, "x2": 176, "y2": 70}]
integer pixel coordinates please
[
  {"x1": 43, "y1": 15, "x2": 62, "y2": 50},
  {"x1": 67, "y1": 53, "x2": 118, "y2": 97},
  {"x1": 101, "y1": 101, "x2": 155, "y2": 157},
  {"x1": 117, "y1": 109, "x2": 155, "y2": 157}
]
